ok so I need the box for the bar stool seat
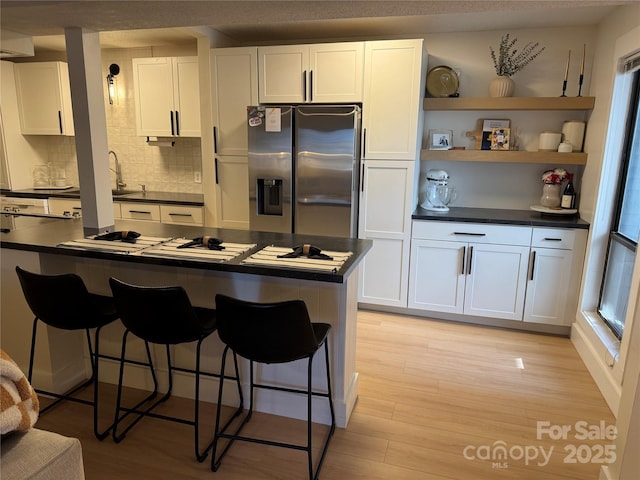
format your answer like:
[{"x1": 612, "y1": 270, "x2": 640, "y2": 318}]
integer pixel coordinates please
[
  {"x1": 15, "y1": 266, "x2": 119, "y2": 440},
  {"x1": 108, "y1": 278, "x2": 242, "y2": 462},
  {"x1": 211, "y1": 294, "x2": 336, "y2": 480}
]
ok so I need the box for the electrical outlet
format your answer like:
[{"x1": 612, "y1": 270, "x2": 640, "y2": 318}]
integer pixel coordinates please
[{"x1": 194, "y1": 171, "x2": 202, "y2": 183}]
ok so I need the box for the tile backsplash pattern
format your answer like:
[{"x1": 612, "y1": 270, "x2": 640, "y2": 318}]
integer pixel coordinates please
[{"x1": 47, "y1": 45, "x2": 203, "y2": 194}]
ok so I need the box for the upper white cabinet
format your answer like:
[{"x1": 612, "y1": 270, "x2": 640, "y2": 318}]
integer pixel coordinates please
[
  {"x1": 211, "y1": 47, "x2": 258, "y2": 156},
  {"x1": 258, "y1": 42, "x2": 364, "y2": 103},
  {"x1": 362, "y1": 39, "x2": 425, "y2": 160},
  {"x1": 14, "y1": 61, "x2": 74, "y2": 135},
  {"x1": 132, "y1": 56, "x2": 200, "y2": 137},
  {"x1": 210, "y1": 47, "x2": 258, "y2": 230},
  {"x1": 1, "y1": 61, "x2": 44, "y2": 190}
]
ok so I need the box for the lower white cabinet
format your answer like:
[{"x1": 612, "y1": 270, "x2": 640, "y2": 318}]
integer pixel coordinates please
[
  {"x1": 409, "y1": 221, "x2": 587, "y2": 327},
  {"x1": 409, "y1": 221, "x2": 531, "y2": 321},
  {"x1": 358, "y1": 160, "x2": 415, "y2": 307},
  {"x1": 215, "y1": 156, "x2": 249, "y2": 229},
  {"x1": 48, "y1": 198, "x2": 82, "y2": 217},
  {"x1": 523, "y1": 228, "x2": 586, "y2": 326},
  {"x1": 160, "y1": 204, "x2": 204, "y2": 226},
  {"x1": 119, "y1": 202, "x2": 161, "y2": 222}
]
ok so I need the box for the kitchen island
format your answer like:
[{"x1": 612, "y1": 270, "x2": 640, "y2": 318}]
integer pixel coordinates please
[{"x1": 1, "y1": 218, "x2": 371, "y2": 428}]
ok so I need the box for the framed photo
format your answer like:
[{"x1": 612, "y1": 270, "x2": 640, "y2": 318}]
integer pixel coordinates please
[
  {"x1": 490, "y1": 127, "x2": 510, "y2": 150},
  {"x1": 481, "y1": 119, "x2": 510, "y2": 150},
  {"x1": 428, "y1": 129, "x2": 453, "y2": 150}
]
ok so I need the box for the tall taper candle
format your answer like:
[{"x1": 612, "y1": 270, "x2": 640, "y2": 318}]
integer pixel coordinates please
[{"x1": 564, "y1": 50, "x2": 571, "y2": 81}]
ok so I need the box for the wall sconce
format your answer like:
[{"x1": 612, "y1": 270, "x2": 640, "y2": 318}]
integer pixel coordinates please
[{"x1": 106, "y1": 63, "x2": 120, "y2": 105}]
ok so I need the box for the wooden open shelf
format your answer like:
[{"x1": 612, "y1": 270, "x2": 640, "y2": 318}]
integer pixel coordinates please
[
  {"x1": 420, "y1": 149, "x2": 588, "y2": 165},
  {"x1": 423, "y1": 96, "x2": 595, "y2": 111}
]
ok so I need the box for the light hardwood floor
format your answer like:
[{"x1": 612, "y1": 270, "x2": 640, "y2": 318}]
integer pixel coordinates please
[{"x1": 33, "y1": 310, "x2": 615, "y2": 479}]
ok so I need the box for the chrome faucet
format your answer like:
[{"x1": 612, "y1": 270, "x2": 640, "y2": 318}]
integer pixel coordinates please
[{"x1": 108, "y1": 150, "x2": 126, "y2": 191}]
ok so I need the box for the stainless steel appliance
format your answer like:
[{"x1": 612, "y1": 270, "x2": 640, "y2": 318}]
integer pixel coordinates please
[{"x1": 248, "y1": 105, "x2": 361, "y2": 237}]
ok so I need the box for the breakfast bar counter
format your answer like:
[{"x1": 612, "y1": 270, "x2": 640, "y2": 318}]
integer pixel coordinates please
[{"x1": 1, "y1": 218, "x2": 372, "y2": 428}]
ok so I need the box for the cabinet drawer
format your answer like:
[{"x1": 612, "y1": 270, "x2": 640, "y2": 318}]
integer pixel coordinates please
[
  {"x1": 531, "y1": 228, "x2": 576, "y2": 249},
  {"x1": 160, "y1": 205, "x2": 203, "y2": 225},
  {"x1": 412, "y1": 221, "x2": 531, "y2": 246},
  {"x1": 119, "y1": 202, "x2": 160, "y2": 222}
]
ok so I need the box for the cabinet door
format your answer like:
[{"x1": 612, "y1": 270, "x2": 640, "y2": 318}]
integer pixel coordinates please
[
  {"x1": 408, "y1": 239, "x2": 466, "y2": 313},
  {"x1": 524, "y1": 247, "x2": 573, "y2": 325},
  {"x1": 258, "y1": 45, "x2": 308, "y2": 103},
  {"x1": 362, "y1": 39, "x2": 424, "y2": 160},
  {"x1": 211, "y1": 47, "x2": 258, "y2": 156},
  {"x1": 14, "y1": 62, "x2": 74, "y2": 135},
  {"x1": 464, "y1": 243, "x2": 530, "y2": 320},
  {"x1": 359, "y1": 160, "x2": 414, "y2": 307},
  {"x1": 133, "y1": 57, "x2": 174, "y2": 136},
  {"x1": 309, "y1": 42, "x2": 363, "y2": 103},
  {"x1": 48, "y1": 198, "x2": 81, "y2": 217},
  {"x1": 173, "y1": 57, "x2": 200, "y2": 137},
  {"x1": 215, "y1": 155, "x2": 249, "y2": 230}
]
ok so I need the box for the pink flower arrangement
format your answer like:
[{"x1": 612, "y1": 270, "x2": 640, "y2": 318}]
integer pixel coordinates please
[{"x1": 541, "y1": 168, "x2": 568, "y2": 185}]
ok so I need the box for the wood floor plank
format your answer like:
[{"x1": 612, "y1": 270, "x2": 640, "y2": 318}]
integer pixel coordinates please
[{"x1": 32, "y1": 310, "x2": 614, "y2": 479}]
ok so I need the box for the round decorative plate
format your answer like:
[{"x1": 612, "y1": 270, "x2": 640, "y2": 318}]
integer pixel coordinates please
[
  {"x1": 530, "y1": 205, "x2": 578, "y2": 215},
  {"x1": 426, "y1": 66, "x2": 459, "y2": 98}
]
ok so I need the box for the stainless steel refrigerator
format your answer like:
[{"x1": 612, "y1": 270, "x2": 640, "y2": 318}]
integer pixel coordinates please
[{"x1": 248, "y1": 105, "x2": 361, "y2": 237}]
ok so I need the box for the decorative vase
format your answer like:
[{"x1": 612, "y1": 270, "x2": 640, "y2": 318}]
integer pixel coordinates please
[
  {"x1": 489, "y1": 76, "x2": 515, "y2": 97},
  {"x1": 540, "y1": 184, "x2": 562, "y2": 208}
]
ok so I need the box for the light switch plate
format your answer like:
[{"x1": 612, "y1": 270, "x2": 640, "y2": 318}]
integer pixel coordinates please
[{"x1": 194, "y1": 171, "x2": 202, "y2": 183}]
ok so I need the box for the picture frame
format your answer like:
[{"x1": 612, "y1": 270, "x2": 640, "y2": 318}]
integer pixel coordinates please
[
  {"x1": 481, "y1": 119, "x2": 510, "y2": 150},
  {"x1": 490, "y1": 127, "x2": 510, "y2": 150},
  {"x1": 428, "y1": 129, "x2": 453, "y2": 150}
]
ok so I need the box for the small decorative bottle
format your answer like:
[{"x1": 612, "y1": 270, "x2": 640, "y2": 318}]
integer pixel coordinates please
[{"x1": 561, "y1": 174, "x2": 576, "y2": 209}]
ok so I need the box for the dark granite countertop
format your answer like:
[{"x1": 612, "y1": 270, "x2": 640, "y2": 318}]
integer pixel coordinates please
[
  {"x1": 412, "y1": 206, "x2": 590, "y2": 229},
  {"x1": 0, "y1": 218, "x2": 371, "y2": 284},
  {"x1": 1, "y1": 189, "x2": 204, "y2": 206}
]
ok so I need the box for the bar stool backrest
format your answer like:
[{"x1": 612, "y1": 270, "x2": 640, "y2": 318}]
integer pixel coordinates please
[
  {"x1": 109, "y1": 277, "x2": 205, "y2": 345},
  {"x1": 16, "y1": 266, "x2": 94, "y2": 330},
  {"x1": 215, "y1": 294, "x2": 320, "y2": 364}
]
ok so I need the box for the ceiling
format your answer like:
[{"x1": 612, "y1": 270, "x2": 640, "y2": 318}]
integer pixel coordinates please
[{"x1": 1, "y1": 1, "x2": 636, "y2": 53}]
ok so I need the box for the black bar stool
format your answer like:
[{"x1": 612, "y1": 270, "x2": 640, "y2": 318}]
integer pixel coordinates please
[
  {"x1": 211, "y1": 294, "x2": 336, "y2": 480},
  {"x1": 15, "y1": 266, "x2": 120, "y2": 440},
  {"x1": 108, "y1": 277, "x2": 243, "y2": 462}
]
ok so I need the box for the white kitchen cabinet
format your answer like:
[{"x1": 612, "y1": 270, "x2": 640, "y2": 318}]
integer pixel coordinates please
[
  {"x1": 362, "y1": 39, "x2": 425, "y2": 160},
  {"x1": 524, "y1": 228, "x2": 587, "y2": 326},
  {"x1": 215, "y1": 156, "x2": 249, "y2": 230},
  {"x1": 1, "y1": 61, "x2": 44, "y2": 190},
  {"x1": 358, "y1": 160, "x2": 414, "y2": 307},
  {"x1": 119, "y1": 202, "x2": 160, "y2": 222},
  {"x1": 258, "y1": 42, "x2": 363, "y2": 103},
  {"x1": 13, "y1": 61, "x2": 74, "y2": 135},
  {"x1": 132, "y1": 56, "x2": 200, "y2": 137},
  {"x1": 409, "y1": 221, "x2": 531, "y2": 321},
  {"x1": 210, "y1": 47, "x2": 256, "y2": 230},
  {"x1": 211, "y1": 47, "x2": 258, "y2": 156},
  {"x1": 48, "y1": 197, "x2": 81, "y2": 217},
  {"x1": 160, "y1": 204, "x2": 203, "y2": 226}
]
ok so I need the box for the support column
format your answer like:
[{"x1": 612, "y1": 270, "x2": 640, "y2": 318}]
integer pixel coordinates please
[{"x1": 64, "y1": 27, "x2": 114, "y2": 235}]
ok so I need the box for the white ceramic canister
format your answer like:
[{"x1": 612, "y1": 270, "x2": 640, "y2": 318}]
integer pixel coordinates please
[
  {"x1": 562, "y1": 121, "x2": 586, "y2": 152},
  {"x1": 539, "y1": 131, "x2": 562, "y2": 151},
  {"x1": 558, "y1": 141, "x2": 573, "y2": 153}
]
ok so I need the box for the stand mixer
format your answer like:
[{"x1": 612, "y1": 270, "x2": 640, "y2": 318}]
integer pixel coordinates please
[{"x1": 421, "y1": 169, "x2": 456, "y2": 212}]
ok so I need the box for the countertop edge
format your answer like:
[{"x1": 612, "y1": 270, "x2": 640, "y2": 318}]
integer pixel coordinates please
[{"x1": 412, "y1": 206, "x2": 590, "y2": 229}]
